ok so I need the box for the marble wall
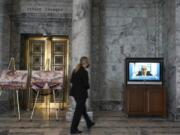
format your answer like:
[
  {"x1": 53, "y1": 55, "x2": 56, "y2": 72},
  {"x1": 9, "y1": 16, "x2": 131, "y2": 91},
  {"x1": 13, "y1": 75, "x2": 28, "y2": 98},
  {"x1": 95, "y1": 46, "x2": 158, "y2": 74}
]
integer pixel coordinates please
[
  {"x1": 0, "y1": 0, "x2": 72, "y2": 110},
  {"x1": 161, "y1": 0, "x2": 180, "y2": 120},
  {"x1": 162, "y1": 0, "x2": 180, "y2": 120},
  {"x1": 0, "y1": 0, "x2": 11, "y2": 69},
  {"x1": 176, "y1": 0, "x2": 180, "y2": 110},
  {"x1": 175, "y1": 0, "x2": 180, "y2": 120},
  {"x1": 10, "y1": 0, "x2": 72, "y2": 67},
  {"x1": 0, "y1": 0, "x2": 12, "y2": 102},
  {"x1": 91, "y1": 0, "x2": 164, "y2": 111},
  {"x1": 0, "y1": 0, "x2": 179, "y2": 115}
]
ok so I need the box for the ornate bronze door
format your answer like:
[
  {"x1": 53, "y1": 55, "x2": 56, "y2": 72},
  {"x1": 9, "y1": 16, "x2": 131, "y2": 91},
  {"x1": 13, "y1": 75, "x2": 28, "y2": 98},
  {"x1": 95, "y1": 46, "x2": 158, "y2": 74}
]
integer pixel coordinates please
[{"x1": 24, "y1": 37, "x2": 69, "y2": 109}]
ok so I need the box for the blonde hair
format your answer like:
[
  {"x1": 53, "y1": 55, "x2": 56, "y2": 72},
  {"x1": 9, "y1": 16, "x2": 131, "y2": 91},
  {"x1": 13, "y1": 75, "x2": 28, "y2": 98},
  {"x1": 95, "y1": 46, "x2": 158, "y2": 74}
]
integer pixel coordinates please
[{"x1": 74, "y1": 56, "x2": 89, "y2": 72}]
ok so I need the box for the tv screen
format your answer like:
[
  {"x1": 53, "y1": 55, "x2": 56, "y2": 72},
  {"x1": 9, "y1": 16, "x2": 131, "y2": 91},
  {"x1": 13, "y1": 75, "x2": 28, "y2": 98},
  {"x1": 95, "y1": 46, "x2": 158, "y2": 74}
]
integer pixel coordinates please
[{"x1": 126, "y1": 58, "x2": 163, "y2": 85}]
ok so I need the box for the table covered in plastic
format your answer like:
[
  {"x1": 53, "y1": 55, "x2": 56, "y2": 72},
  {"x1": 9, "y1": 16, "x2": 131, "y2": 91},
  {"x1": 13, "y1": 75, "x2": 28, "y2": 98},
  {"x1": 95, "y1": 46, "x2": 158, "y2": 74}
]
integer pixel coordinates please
[
  {"x1": 0, "y1": 70, "x2": 28, "y2": 90},
  {"x1": 31, "y1": 71, "x2": 64, "y2": 90}
]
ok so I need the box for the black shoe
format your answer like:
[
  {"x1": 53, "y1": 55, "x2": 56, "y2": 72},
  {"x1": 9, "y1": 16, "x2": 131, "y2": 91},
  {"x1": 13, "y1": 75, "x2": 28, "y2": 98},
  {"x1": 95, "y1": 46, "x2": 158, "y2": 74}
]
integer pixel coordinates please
[
  {"x1": 87, "y1": 122, "x2": 95, "y2": 129},
  {"x1": 70, "y1": 130, "x2": 82, "y2": 134}
]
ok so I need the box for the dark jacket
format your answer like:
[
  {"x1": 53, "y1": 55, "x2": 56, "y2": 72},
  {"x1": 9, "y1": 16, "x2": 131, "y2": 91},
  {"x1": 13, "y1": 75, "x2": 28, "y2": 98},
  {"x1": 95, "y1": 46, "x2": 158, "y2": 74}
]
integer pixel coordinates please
[
  {"x1": 136, "y1": 71, "x2": 152, "y2": 76},
  {"x1": 70, "y1": 66, "x2": 90, "y2": 99}
]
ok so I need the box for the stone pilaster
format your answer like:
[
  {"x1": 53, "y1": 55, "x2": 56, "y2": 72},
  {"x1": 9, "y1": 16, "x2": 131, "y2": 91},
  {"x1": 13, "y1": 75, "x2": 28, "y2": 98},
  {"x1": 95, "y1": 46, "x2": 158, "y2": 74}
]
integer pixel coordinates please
[
  {"x1": 0, "y1": 0, "x2": 11, "y2": 113},
  {"x1": 163, "y1": 0, "x2": 180, "y2": 121},
  {"x1": 0, "y1": 0, "x2": 11, "y2": 69},
  {"x1": 175, "y1": 0, "x2": 180, "y2": 120},
  {"x1": 66, "y1": 0, "x2": 92, "y2": 121}
]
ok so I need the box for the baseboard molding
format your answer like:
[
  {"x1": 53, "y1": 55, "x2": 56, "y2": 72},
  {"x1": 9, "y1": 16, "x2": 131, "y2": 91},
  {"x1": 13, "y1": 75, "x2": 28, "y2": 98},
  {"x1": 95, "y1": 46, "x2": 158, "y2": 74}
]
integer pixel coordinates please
[{"x1": 91, "y1": 100, "x2": 122, "y2": 111}]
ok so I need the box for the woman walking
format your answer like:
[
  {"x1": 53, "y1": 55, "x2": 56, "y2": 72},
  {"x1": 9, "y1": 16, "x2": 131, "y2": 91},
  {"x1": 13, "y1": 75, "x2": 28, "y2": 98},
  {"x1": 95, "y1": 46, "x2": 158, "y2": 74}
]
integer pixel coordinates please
[{"x1": 70, "y1": 56, "x2": 95, "y2": 134}]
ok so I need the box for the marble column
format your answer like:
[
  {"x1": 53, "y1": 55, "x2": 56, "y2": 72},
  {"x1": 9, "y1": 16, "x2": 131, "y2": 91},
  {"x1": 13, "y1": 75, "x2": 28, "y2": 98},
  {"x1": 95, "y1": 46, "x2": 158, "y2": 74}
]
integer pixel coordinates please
[
  {"x1": 0, "y1": 0, "x2": 11, "y2": 113},
  {"x1": 164, "y1": 0, "x2": 180, "y2": 121},
  {"x1": 66, "y1": 0, "x2": 92, "y2": 121},
  {"x1": 175, "y1": 0, "x2": 180, "y2": 120},
  {"x1": 0, "y1": 0, "x2": 11, "y2": 69}
]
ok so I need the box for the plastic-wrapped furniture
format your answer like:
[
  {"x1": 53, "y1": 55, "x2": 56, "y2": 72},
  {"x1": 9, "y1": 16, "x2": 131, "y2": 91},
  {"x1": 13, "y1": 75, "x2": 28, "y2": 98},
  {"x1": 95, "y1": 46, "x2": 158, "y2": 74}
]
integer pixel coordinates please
[
  {"x1": 0, "y1": 70, "x2": 28, "y2": 120},
  {"x1": 30, "y1": 70, "x2": 63, "y2": 120}
]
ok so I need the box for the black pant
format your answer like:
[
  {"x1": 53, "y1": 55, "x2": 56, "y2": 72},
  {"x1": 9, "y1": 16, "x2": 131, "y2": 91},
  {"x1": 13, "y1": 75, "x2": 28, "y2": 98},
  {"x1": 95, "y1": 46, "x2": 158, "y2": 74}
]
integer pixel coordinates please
[{"x1": 70, "y1": 97, "x2": 92, "y2": 132}]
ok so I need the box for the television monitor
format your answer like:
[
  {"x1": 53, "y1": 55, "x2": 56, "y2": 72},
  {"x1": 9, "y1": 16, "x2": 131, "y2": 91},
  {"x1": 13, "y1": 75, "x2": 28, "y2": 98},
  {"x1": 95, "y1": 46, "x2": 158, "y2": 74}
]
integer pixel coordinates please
[{"x1": 126, "y1": 58, "x2": 163, "y2": 85}]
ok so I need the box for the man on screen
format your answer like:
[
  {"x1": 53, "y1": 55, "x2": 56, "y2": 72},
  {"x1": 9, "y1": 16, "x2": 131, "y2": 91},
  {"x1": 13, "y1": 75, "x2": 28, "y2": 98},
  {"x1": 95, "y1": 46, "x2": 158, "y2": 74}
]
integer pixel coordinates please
[{"x1": 136, "y1": 65, "x2": 152, "y2": 76}]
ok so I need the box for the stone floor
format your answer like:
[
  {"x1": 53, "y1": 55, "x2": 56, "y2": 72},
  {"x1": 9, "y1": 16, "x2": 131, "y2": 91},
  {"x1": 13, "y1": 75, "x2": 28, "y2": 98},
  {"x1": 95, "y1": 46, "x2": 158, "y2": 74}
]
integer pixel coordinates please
[{"x1": 0, "y1": 109, "x2": 180, "y2": 135}]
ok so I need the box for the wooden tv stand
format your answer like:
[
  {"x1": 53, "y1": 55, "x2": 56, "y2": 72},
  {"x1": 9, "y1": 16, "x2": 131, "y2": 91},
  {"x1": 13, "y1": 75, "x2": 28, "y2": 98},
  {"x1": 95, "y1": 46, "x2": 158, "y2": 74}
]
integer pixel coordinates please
[{"x1": 124, "y1": 85, "x2": 166, "y2": 115}]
